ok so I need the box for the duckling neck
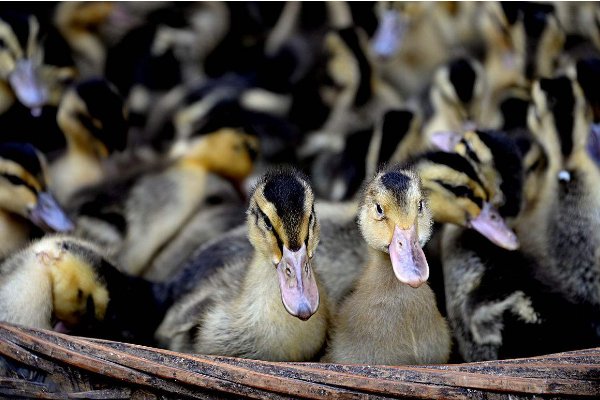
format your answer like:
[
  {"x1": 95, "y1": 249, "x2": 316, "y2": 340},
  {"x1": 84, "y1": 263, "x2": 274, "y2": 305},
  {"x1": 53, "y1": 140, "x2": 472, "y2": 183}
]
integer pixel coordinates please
[
  {"x1": 228, "y1": 252, "x2": 329, "y2": 361},
  {"x1": 363, "y1": 248, "x2": 415, "y2": 295},
  {"x1": 0, "y1": 210, "x2": 31, "y2": 260}
]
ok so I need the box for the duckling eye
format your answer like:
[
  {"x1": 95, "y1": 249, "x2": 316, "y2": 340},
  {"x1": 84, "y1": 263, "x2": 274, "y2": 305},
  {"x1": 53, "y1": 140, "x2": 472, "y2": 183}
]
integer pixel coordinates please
[
  {"x1": 418, "y1": 200, "x2": 424, "y2": 216},
  {"x1": 263, "y1": 215, "x2": 273, "y2": 231},
  {"x1": 375, "y1": 203, "x2": 385, "y2": 219}
]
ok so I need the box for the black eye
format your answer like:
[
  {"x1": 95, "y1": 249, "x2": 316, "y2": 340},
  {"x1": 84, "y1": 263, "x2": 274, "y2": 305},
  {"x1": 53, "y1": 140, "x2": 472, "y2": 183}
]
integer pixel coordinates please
[
  {"x1": 375, "y1": 203, "x2": 384, "y2": 218},
  {"x1": 418, "y1": 200, "x2": 423, "y2": 215},
  {"x1": 263, "y1": 215, "x2": 273, "y2": 231}
]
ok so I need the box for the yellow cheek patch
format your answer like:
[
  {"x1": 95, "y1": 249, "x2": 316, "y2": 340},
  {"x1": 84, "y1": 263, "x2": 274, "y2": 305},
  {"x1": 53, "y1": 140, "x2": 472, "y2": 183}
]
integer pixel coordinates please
[{"x1": 40, "y1": 251, "x2": 109, "y2": 325}]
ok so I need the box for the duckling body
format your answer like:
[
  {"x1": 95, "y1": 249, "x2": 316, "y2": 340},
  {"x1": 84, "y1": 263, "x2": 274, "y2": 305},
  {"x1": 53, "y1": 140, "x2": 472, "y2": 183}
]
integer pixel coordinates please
[
  {"x1": 70, "y1": 128, "x2": 258, "y2": 276},
  {"x1": 325, "y1": 167, "x2": 450, "y2": 365},
  {"x1": 156, "y1": 170, "x2": 329, "y2": 361}
]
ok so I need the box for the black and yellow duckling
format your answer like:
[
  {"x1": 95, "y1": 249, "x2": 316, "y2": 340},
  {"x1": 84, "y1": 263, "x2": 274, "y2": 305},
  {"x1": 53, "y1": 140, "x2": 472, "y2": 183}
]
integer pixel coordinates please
[
  {"x1": 479, "y1": 2, "x2": 564, "y2": 95},
  {"x1": 69, "y1": 128, "x2": 259, "y2": 277},
  {"x1": 0, "y1": 142, "x2": 73, "y2": 260},
  {"x1": 50, "y1": 78, "x2": 128, "y2": 205},
  {"x1": 442, "y1": 76, "x2": 600, "y2": 361},
  {"x1": 323, "y1": 166, "x2": 451, "y2": 365},
  {"x1": 0, "y1": 235, "x2": 170, "y2": 345},
  {"x1": 156, "y1": 169, "x2": 329, "y2": 361},
  {"x1": 423, "y1": 57, "x2": 488, "y2": 152}
]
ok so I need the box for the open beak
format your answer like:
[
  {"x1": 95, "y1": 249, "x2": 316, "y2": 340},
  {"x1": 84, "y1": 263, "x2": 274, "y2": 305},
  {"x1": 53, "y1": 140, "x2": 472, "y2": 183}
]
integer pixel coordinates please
[
  {"x1": 429, "y1": 132, "x2": 462, "y2": 152},
  {"x1": 8, "y1": 59, "x2": 46, "y2": 114},
  {"x1": 468, "y1": 201, "x2": 519, "y2": 250},
  {"x1": 389, "y1": 224, "x2": 429, "y2": 288},
  {"x1": 276, "y1": 243, "x2": 319, "y2": 321},
  {"x1": 29, "y1": 192, "x2": 75, "y2": 233},
  {"x1": 372, "y1": 11, "x2": 406, "y2": 59}
]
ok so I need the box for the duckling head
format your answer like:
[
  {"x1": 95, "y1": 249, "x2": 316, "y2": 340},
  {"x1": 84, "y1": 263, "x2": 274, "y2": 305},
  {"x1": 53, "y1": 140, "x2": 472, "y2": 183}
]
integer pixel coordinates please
[
  {"x1": 0, "y1": 143, "x2": 73, "y2": 232},
  {"x1": 175, "y1": 128, "x2": 259, "y2": 185},
  {"x1": 247, "y1": 169, "x2": 319, "y2": 321},
  {"x1": 413, "y1": 152, "x2": 519, "y2": 250},
  {"x1": 57, "y1": 79, "x2": 128, "y2": 158},
  {"x1": 0, "y1": 11, "x2": 47, "y2": 113},
  {"x1": 358, "y1": 166, "x2": 432, "y2": 288},
  {"x1": 30, "y1": 236, "x2": 110, "y2": 332},
  {"x1": 528, "y1": 76, "x2": 591, "y2": 173},
  {"x1": 430, "y1": 57, "x2": 487, "y2": 129}
]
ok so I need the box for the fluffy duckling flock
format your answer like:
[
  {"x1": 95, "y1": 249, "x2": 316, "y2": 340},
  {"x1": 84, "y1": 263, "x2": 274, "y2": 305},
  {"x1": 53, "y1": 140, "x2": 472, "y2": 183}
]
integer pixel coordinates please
[{"x1": 0, "y1": 2, "x2": 600, "y2": 366}]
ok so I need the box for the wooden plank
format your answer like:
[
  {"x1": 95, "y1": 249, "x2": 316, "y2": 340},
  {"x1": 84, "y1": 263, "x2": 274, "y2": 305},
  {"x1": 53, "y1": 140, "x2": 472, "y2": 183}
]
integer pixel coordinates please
[{"x1": 1, "y1": 323, "x2": 599, "y2": 400}]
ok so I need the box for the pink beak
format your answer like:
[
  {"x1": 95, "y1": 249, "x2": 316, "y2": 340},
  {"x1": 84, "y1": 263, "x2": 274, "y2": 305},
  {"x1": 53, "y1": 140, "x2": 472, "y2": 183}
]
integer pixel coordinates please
[
  {"x1": 276, "y1": 243, "x2": 320, "y2": 321},
  {"x1": 429, "y1": 131, "x2": 462, "y2": 152},
  {"x1": 388, "y1": 224, "x2": 429, "y2": 288},
  {"x1": 468, "y1": 202, "x2": 519, "y2": 250}
]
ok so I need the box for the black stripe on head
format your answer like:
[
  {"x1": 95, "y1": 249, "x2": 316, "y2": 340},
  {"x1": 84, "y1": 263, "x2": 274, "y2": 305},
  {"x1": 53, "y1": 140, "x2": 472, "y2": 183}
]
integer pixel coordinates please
[
  {"x1": 449, "y1": 59, "x2": 476, "y2": 104},
  {"x1": 500, "y1": 2, "x2": 520, "y2": 25},
  {"x1": 380, "y1": 170, "x2": 411, "y2": 207},
  {"x1": 75, "y1": 79, "x2": 127, "y2": 153},
  {"x1": 0, "y1": 142, "x2": 43, "y2": 181},
  {"x1": 261, "y1": 170, "x2": 309, "y2": 251},
  {"x1": 539, "y1": 77, "x2": 575, "y2": 158},
  {"x1": 378, "y1": 110, "x2": 414, "y2": 166},
  {"x1": 337, "y1": 27, "x2": 372, "y2": 107},
  {"x1": 57, "y1": 240, "x2": 105, "y2": 278},
  {"x1": 475, "y1": 130, "x2": 523, "y2": 217},
  {"x1": 422, "y1": 152, "x2": 485, "y2": 188},
  {"x1": 0, "y1": 172, "x2": 38, "y2": 194},
  {"x1": 500, "y1": 97, "x2": 530, "y2": 130},
  {"x1": 576, "y1": 57, "x2": 600, "y2": 123},
  {"x1": 434, "y1": 180, "x2": 483, "y2": 209}
]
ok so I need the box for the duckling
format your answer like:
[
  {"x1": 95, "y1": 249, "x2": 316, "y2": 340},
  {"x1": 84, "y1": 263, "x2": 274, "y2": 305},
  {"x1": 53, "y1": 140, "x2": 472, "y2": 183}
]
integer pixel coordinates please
[
  {"x1": 371, "y1": 2, "x2": 459, "y2": 97},
  {"x1": 422, "y1": 57, "x2": 488, "y2": 152},
  {"x1": 53, "y1": 2, "x2": 114, "y2": 78},
  {"x1": 479, "y1": 2, "x2": 564, "y2": 95},
  {"x1": 442, "y1": 76, "x2": 600, "y2": 361},
  {"x1": 299, "y1": 25, "x2": 402, "y2": 161},
  {"x1": 69, "y1": 128, "x2": 259, "y2": 276},
  {"x1": 517, "y1": 75, "x2": 600, "y2": 307},
  {"x1": 156, "y1": 169, "x2": 329, "y2": 361},
  {"x1": 50, "y1": 79, "x2": 128, "y2": 205},
  {"x1": 0, "y1": 10, "x2": 76, "y2": 115},
  {"x1": 323, "y1": 166, "x2": 450, "y2": 365},
  {"x1": 0, "y1": 235, "x2": 170, "y2": 345},
  {"x1": 0, "y1": 143, "x2": 73, "y2": 260}
]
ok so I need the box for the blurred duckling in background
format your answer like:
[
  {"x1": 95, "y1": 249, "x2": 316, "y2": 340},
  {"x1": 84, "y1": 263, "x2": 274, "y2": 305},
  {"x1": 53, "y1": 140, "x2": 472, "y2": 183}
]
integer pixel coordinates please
[
  {"x1": 423, "y1": 57, "x2": 487, "y2": 152},
  {"x1": 0, "y1": 10, "x2": 76, "y2": 115},
  {"x1": 50, "y1": 79, "x2": 128, "y2": 205},
  {"x1": 53, "y1": 1, "x2": 114, "y2": 78},
  {"x1": 156, "y1": 169, "x2": 329, "y2": 361},
  {"x1": 479, "y1": 2, "x2": 564, "y2": 95},
  {"x1": 0, "y1": 143, "x2": 73, "y2": 260},
  {"x1": 324, "y1": 166, "x2": 450, "y2": 365},
  {"x1": 69, "y1": 128, "x2": 259, "y2": 276}
]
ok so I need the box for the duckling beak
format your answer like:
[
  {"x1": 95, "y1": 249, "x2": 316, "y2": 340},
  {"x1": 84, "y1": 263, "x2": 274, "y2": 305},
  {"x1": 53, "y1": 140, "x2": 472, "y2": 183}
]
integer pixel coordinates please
[
  {"x1": 276, "y1": 243, "x2": 319, "y2": 321},
  {"x1": 429, "y1": 132, "x2": 462, "y2": 152},
  {"x1": 389, "y1": 224, "x2": 429, "y2": 288},
  {"x1": 372, "y1": 11, "x2": 406, "y2": 59},
  {"x1": 29, "y1": 192, "x2": 75, "y2": 233},
  {"x1": 8, "y1": 60, "x2": 46, "y2": 113},
  {"x1": 468, "y1": 202, "x2": 519, "y2": 250}
]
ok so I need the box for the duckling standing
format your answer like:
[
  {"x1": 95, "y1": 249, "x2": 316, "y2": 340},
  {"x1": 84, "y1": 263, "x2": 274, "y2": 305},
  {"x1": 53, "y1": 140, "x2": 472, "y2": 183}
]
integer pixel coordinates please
[
  {"x1": 69, "y1": 128, "x2": 258, "y2": 277},
  {"x1": 156, "y1": 169, "x2": 329, "y2": 361},
  {"x1": 324, "y1": 166, "x2": 450, "y2": 365},
  {"x1": 0, "y1": 142, "x2": 73, "y2": 260},
  {"x1": 50, "y1": 79, "x2": 128, "y2": 205}
]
